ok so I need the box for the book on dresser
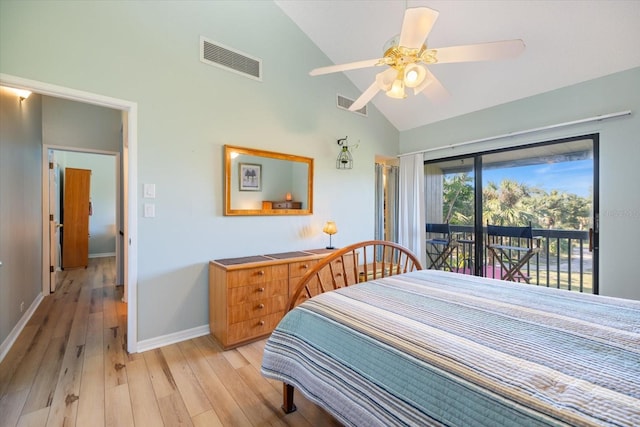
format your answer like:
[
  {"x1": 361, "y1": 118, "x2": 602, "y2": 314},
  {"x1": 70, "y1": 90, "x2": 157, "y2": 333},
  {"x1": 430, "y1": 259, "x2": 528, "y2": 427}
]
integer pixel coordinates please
[{"x1": 209, "y1": 249, "x2": 354, "y2": 349}]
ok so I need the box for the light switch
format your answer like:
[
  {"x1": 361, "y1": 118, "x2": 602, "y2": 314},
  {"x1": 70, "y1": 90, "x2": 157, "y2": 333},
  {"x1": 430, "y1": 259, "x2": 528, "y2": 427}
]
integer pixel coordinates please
[
  {"x1": 144, "y1": 203, "x2": 155, "y2": 218},
  {"x1": 143, "y1": 183, "x2": 156, "y2": 198}
]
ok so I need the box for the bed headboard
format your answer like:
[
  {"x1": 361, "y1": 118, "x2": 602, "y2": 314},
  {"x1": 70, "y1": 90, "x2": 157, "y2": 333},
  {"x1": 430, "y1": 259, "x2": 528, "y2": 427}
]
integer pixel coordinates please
[{"x1": 287, "y1": 240, "x2": 423, "y2": 311}]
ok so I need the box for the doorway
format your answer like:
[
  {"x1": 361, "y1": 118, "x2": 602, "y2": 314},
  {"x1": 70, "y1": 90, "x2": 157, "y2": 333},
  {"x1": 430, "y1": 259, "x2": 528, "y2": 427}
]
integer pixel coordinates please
[
  {"x1": 47, "y1": 148, "x2": 120, "y2": 293},
  {"x1": 0, "y1": 73, "x2": 139, "y2": 353},
  {"x1": 425, "y1": 135, "x2": 598, "y2": 293}
]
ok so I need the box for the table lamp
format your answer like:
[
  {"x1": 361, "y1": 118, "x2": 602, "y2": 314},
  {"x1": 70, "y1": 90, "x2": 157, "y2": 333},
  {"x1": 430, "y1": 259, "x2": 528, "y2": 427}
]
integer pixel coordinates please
[{"x1": 322, "y1": 221, "x2": 337, "y2": 249}]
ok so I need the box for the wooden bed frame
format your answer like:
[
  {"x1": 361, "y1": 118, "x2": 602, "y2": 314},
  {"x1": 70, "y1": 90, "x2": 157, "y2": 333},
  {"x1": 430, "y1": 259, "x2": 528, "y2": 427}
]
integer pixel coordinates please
[{"x1": 281, "y1": 240, "x2": 423, "y2": 413}]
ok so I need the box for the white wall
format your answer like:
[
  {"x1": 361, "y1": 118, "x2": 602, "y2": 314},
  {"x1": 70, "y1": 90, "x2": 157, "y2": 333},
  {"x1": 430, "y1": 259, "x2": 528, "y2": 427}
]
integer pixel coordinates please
[
  {"x1": 0, "y1": 89, "x2": 42, "y2": 346},
  {"x1": 0, "y1": 1, "x2": 399, "y2": 342},
  {"x1": 401, "y1": 67, "x2": 640, "y2": 300}
]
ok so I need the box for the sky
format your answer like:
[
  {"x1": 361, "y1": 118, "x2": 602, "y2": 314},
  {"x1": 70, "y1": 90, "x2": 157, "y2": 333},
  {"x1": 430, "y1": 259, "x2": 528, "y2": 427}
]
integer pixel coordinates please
[{"x1": 481, "y1": 159, "x2": 593, "y2": 198}]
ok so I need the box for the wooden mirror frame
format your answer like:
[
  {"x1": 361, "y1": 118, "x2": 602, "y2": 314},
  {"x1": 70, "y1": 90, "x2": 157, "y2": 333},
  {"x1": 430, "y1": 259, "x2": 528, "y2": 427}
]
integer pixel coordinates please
[{"x1": 224, "y1": 145, "x2": 314, "y2": 216}]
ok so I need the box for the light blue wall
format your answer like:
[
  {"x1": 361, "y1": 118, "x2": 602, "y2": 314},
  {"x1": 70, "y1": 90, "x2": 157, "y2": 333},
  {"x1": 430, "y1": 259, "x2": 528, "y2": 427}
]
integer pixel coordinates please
[
  {"x1": 0, "y1": 1, "x2": 399, "y2": 341},
  {"x1": 42, "y1": 96, "x2": 122, "y2": 153},
  {"x1": 0, "y1": 89, "x2": 42, "y2": 346},
  {"x1": 401, "y1": 67, "x2": 640, "y2": 300}
]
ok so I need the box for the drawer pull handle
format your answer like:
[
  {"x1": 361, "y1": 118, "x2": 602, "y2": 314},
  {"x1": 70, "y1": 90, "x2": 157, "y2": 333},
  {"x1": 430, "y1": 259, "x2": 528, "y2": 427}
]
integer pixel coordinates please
[
  {"x1": 257, "y1": 270, "x2": 265, "y2": 276},
  {"x1": 302, "y1": 264, "x2": 308, "y2": 269},
  {"x1": 257, "y1": 303, "x2": 265, "y2": 309},
  {"x1": 257, "y1": 287, "x2": 265, "y2": 292},
  {"x1": 336, "y1": 273, "x2": 342, "y2": 277},
  {"x1": 258, "y1": 320, "x2": 265, "y2": 326}
]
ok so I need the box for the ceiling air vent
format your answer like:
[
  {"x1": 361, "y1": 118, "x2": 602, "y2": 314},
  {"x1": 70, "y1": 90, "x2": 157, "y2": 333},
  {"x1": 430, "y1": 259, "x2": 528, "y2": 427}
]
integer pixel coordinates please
[
  {"x1": 337, "y1": 94, "x2": 367, "y2": 117},
  {"x1": 200, "y1": 36, "x2": 262, "y2": 81}
]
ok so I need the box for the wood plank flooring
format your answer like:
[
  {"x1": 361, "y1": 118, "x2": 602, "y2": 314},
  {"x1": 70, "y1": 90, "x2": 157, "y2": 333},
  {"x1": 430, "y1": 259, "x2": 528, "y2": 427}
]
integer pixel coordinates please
[{"x1": 0, "y1": 257, "x2": 340, "y2": 426}]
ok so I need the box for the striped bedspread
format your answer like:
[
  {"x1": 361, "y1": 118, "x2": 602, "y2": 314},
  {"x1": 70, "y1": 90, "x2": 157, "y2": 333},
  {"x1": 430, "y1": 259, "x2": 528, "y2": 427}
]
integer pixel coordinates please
[{"x1": 261, "y1": 270, "x2": 640, "y2": 426}]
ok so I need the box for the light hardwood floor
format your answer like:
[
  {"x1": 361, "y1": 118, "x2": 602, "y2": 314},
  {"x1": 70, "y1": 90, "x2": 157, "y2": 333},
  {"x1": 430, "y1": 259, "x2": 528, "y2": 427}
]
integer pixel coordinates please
[{"x1": 0, "y1": 257, "x2": 340, "y2": 426}]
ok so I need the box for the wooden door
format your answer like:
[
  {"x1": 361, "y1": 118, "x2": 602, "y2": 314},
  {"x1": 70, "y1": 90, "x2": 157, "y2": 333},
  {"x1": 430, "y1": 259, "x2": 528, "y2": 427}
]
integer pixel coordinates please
[{"x1": 62, "y1": 168, "x2": 91, "y2": 269}]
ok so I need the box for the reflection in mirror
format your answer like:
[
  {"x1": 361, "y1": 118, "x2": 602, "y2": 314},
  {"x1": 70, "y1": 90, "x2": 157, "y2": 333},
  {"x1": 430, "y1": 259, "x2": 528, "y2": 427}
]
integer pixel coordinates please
[{"x1": 224, "y1": 145, "x2": 314, "y2": 216}]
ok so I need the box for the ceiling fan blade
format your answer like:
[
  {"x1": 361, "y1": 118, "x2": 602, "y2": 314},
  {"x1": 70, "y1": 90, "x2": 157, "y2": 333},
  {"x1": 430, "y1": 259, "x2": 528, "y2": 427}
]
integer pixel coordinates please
[
  {"x1": 398, "y1": 7, "x2": 439, "y2": 50},
  {"x1": 375, "y1": 68, "x2": 398, "y2": 91},
  {"x1": 430, "y1": 39, "x2": 525, "y2": 64},
  {"x1": 418, "y1": 68, "x2": 450, "y2": 103},
  {"x1": 349, "y1": 81, "x2": 381, "y2": 111},
  {"x1": 310, "y1": 58, "x2": 384, "y2": 76},
  {"x1": 348, "y1": 69, "x2": 396, "y2": 111}
]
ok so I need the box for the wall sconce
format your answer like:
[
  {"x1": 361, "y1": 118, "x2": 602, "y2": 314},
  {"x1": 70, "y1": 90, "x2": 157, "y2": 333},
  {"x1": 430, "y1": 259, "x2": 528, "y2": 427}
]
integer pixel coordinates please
[
  {"x1": 2, "y1": 86, "x2": 32, "y2": 102},
  {"x1": 336, "y1": 137, "x2": 353, "y2": 170},
  {"x1": 322, "y1": 221, "x2": 338, "y2": 249},
  {"x1": 16, "y1": 89, "x2": 31, "y2": 102}
]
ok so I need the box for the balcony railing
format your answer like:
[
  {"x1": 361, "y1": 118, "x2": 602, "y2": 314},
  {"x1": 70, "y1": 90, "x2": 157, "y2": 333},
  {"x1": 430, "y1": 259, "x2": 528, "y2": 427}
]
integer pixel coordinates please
[{"x1": 433, "y1": 225, "x2": 593, "y2": 293}]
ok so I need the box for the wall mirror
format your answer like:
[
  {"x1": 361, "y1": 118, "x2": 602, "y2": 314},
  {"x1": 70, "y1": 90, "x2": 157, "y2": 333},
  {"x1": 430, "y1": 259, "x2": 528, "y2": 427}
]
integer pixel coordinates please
[{"x1": 224, "y1": 145, "x2": 314, "y2": 216}]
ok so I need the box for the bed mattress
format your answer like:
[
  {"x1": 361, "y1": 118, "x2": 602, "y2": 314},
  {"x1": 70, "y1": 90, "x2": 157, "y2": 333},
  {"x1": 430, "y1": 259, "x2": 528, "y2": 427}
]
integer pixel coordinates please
[{"x1": 261, "y1": 270, "x2": 640, "y2": 426}]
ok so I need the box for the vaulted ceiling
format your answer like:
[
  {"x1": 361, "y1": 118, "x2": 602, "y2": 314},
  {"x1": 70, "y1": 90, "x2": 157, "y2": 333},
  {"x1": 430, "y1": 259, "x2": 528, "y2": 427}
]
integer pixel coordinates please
[{"x1": 275, "y1": 1, "x2": 640, "y2": 131}]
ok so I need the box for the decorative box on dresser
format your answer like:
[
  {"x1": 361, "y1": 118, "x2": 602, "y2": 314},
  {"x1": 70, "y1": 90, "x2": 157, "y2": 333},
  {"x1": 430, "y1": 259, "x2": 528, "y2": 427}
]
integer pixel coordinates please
[{"x1": 209, "y1": 249, "x2": 351, "y2": 349}]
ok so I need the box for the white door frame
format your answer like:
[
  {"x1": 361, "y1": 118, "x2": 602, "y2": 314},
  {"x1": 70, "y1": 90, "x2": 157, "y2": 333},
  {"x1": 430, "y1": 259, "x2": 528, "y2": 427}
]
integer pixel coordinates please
[
  {"x1": 45, "y1": 146, "x2": 120, "y2": 288},
  {"x1": 0, "y1": 73, "x2": 139, "y2": 353}
]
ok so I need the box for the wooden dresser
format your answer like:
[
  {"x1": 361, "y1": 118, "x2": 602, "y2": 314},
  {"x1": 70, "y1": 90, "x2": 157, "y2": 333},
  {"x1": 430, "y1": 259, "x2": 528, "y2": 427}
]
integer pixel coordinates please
[{"x1": 209, "y1": 249, "x2": 343, "y2": 349}]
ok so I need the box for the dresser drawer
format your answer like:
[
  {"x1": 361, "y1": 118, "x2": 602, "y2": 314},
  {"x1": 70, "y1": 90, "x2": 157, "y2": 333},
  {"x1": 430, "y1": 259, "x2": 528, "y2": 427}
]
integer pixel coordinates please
[
  {"x1": 228, "y1": 311, "x2": 283, "y2": 344},
  {"x1": 229, "y1": 279, "x2": 287, "y2": 305},
  {"x1": 210, "y1": 250, "x2": 335, "y2": 349},
  {"x1": 289, "y1": 259, "x2": 317, "y2": 279},
  {"x1": 227, "y1": 264, "x2": 288, "y2": 288},
  {"x1": 316, "y1": 254, "x2": 356, "y2": 288},
  {"x1": 228, "y1": 295, "x2": 287, "y2": 324},
  {"x1": 271, "y1": 201, "x2": 302, "y2": 209},
  {"x1": 337, "y1": 254, "x2": 356, "y2": 286}
]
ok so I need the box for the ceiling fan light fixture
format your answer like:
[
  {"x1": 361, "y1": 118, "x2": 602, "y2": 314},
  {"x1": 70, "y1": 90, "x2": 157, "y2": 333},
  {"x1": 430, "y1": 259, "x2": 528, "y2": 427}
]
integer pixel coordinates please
[
  {"x1": 309, "y1": 6, "x2": 525, "y2": 108},
  {"x1": 386, "y1": 78, "x2": 406, "y2": 99},
  {"x1": 404, "y1": 63, "x2": 426, "y2": 88},
  {"x1": 376, "y1": 68, "x2": 396, "y2": 91}
]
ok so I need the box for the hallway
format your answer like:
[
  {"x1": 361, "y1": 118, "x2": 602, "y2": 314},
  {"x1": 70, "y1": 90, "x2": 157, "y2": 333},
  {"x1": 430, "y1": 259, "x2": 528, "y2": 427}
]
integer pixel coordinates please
[{"x1": 0, "y1": 257, "x2": 338, "y2": 426}]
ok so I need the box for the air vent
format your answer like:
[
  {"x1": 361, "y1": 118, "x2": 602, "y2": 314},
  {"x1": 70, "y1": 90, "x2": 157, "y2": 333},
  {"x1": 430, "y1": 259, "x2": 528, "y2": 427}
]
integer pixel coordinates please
[
  {"x1": 337, "y1": 94, "x2": 367, "y2": 116},
  {"x1": 200, "y1": 36, "x2": 262, "y2": 81}
]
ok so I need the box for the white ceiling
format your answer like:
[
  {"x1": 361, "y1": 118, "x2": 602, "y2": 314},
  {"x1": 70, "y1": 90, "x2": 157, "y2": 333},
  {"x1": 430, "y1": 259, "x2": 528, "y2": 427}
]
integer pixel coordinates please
[{"x1": 275, "y1": 0, "x2": 640, "y2": 131}]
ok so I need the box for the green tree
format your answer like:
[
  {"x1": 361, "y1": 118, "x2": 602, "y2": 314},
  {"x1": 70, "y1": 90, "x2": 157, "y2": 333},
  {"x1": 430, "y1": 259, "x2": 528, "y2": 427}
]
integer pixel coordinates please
[
  {"x1": 443, "y1": 173, "x2": 473, "y2": 224},
  {"x1": 529, "y1": 190, "x2": 591, "y2": 230},
  {"x1": 482, "y1": 179, "x2": 536, "y2": 226},
  {"x1": 441, "y1": 172, "x2": 592, "y2": 230}
]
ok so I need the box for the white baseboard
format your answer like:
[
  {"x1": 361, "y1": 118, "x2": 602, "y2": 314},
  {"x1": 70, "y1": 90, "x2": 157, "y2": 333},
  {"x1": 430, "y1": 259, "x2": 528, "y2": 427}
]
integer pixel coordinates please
[
  {"x1": 0, "y1": 293, "x2": 44, "y2": 363},
  {"x1": 89, "y1": 252, "x2": 116, "y2": 259},
  {"x1": 135, "y1": 324, "x2": 211, "y2": 353}
]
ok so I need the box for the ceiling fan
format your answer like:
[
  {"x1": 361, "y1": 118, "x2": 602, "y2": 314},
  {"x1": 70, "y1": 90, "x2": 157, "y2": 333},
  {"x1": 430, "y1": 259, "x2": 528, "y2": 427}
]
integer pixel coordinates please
[{"x1": 310, "y1": 7, "x2": 525, "y2": 111}]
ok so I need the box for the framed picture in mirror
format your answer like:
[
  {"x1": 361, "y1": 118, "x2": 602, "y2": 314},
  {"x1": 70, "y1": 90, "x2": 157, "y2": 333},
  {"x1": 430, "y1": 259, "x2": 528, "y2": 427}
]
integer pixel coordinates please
[{"x1": 239, "y1": 163, "x2": 261, "y2": 191}]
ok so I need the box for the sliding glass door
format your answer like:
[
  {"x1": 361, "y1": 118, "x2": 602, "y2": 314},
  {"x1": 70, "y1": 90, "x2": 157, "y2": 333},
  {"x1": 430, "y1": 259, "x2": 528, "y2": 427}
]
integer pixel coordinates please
[
  {"x1": 425, "y1": 135, "x2": 598, "y2": 293},
  {"x1": 425, "y1": 157, "x2": 476, "y2": 272}
]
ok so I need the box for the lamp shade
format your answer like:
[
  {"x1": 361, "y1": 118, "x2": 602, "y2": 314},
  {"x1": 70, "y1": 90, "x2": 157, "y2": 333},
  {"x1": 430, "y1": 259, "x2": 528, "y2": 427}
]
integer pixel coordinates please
[
  {"x1": 386, "y1": 78, "x2": 406, "y2": 99},
  {"x1": 323, "y1": 221, "x2": 337, "y2": 235}
]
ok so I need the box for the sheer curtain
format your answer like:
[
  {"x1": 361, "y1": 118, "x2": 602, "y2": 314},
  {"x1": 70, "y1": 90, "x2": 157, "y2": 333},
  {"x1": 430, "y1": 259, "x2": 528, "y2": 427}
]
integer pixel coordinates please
[{"x1": 398, "y1": 153, "x2": 426, "y2": 267}]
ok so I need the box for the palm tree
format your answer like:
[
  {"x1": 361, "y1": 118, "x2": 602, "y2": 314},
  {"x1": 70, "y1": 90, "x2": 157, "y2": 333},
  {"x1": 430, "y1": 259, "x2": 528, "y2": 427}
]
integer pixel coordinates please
[
  {"x1": 483, "y1": 179, "x2": 536, "y2": 226},
  {"x1": 443, "y1": 173, "x2": 473, "y2": 224}
]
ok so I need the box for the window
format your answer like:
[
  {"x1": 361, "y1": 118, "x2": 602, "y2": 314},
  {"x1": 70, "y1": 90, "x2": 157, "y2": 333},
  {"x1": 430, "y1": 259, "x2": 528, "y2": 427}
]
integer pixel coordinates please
[{"x1": 425, "y1": 135, "x2": 598, "y2": 293}]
